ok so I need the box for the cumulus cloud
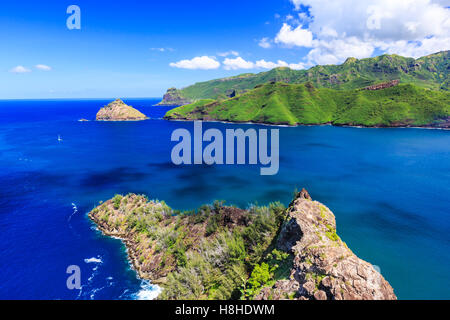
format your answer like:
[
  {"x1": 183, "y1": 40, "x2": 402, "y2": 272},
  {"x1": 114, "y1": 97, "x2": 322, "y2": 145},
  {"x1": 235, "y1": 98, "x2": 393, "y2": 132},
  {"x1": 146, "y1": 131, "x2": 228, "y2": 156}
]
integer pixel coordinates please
[
  {"x1": 258, "y1": 37, "x2": 272, "y2": 49},
  {"x1": 255, "y1": 59, "x2": 306, "y2": 70},
  {"x1": 217, "y1": 51, "x2": 239, "y2": 57},
  {"x1": 10, "y1": 66, "x2": 31, "y2": 73},
  {"x1": 169, "y1": 56, "x2": 220, "y2": 70},
  {"x1": 223, "y1": 57, "x2": 255, "y2": 70},
  {"x1": 275, "y1": 23, "x2": 314, "y2": 47},
  {"x1": 35, "y1": 64, "x2": 52, "y2": 71},
  {"x1": 222, "y1": 57, "x2": 306, "y2": 70},
  {"x1": 170, "y1": 55, "x2": 309, "y2": 72},
  {"x1": 274, "y1": 0, "x2": 450, "y2": 65}
]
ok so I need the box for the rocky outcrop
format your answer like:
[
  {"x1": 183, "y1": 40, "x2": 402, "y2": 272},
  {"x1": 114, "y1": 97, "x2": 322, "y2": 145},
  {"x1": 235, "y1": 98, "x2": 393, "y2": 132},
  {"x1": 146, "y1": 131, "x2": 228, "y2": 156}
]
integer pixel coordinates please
[
  {"x1": 90, "y1": 190, "x2": 396, "y2": 300},
  {"x1": 157, "y1": 88, "x2": 192, "y2": 106},
  {"x1": 363, "y1": 80, "x2": 400, "y2": 90},
  {"x1": 96, "y1": 99, "x2": 148, "y2": 121},
  {"x1": 255, "y1": 189, "x2": 397, "y2": 300}
]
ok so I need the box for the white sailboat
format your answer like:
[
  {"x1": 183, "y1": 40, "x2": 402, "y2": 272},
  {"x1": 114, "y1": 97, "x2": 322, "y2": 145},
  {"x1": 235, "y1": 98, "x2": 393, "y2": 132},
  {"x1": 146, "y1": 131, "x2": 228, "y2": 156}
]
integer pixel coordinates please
[{"x1": 57, "y1": 135, "x2": 63, "y2": 142}]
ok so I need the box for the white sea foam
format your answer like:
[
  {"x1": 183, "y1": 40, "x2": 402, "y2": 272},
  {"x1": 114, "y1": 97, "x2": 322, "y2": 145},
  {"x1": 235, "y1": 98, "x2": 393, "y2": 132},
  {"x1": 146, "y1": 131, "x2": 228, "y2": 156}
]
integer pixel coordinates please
[
  {"x1": 68, "y1": 203, "x2": 78, "y2": 223},
  {"x1": 133, "y1": 280, "x2": 162, "y2": 300},
  {"x1": 84, "y1": 256, "x2": 103, "y2": 264}
]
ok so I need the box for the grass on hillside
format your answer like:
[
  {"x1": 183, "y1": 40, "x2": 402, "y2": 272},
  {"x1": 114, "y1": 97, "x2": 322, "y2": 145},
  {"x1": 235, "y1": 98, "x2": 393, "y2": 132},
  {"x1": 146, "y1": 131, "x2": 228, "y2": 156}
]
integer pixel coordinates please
[{"x1": 165, "y1": 82, "x2": 450, "y2": 127}]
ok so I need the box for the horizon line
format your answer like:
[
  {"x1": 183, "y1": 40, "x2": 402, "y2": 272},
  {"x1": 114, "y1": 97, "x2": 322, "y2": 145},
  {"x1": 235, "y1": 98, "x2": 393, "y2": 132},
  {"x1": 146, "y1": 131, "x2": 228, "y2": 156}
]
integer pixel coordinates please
[{"x1": 0, "y1": 96, "x2": 163, "y2": 102}]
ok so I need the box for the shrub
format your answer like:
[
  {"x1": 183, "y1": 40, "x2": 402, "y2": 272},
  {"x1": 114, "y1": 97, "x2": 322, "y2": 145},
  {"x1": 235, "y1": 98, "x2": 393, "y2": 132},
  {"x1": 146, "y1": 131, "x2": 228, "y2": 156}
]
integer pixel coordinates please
[
  {"x1": 205, "y1": 213, "x2": 220, "y2": 236},
  {"x1": 247, "y1": 263, "x2": 273, "y2": 291},
  {"x1": 112, "y1": 195, "x2": 123, "y2": 209}
]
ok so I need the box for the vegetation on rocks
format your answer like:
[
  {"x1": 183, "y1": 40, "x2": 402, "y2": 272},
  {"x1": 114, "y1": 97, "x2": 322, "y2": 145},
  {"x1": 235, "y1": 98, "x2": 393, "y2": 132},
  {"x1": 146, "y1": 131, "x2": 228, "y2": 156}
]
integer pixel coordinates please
[
  {"x1": 96, "y1": 99, "x2": 148, "y2": 121},
  {"x1": 89, "y1": 189, "x2": 396, "y2": 300},
  {"x1": 89, "y1": 193, "x2": 287, "y2": 300}
]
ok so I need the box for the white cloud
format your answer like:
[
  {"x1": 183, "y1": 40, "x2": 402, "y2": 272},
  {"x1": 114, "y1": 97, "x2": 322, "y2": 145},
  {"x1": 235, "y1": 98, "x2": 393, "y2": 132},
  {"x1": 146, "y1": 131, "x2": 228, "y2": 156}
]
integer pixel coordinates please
[
  {"x1": 287, "y1": 62, "x2": 307, "y2": 70},
  {"x1": 258, "y1": 37, "x2": 272, "y2": 49},
  {"x1": 222, "y1": 57, "x2": 307, "y2": 70},
  {"x1": 256, "y1": 59, "x2": 307, "y2": 70},
  {"x1": 217, "y1": 51, "x2": 239, "y2": 57},
  {"x1": 151, "y1": 47, "x2": 174, "y2": 52},
  {"x1": 10, "y1": 66, "x2": 31, "y2": 73},
  {"x1": 35, "y1": 64, "x2": 52, "y2": 71},
  {"x1": 308, "y1": 37, "x2": 375, "y2": 65},
  {"x1": 255, "y1": 59, "x2": 283, "y2": 69},
  {"x1": 273, "y1": 0, "x2": 450, "y2": 65},
  {"x1": 275, "y1": 23, "x2": 314, "y2": 47},
  {"x1": 223, "y1": 57, "x2": 255, "y2": 70},
  {"x1": 169, "y1": 56, "x2": 220, "y2": 70},
  {"x1": 170, "y1": 56, "x2": 307, "y2": 70}
]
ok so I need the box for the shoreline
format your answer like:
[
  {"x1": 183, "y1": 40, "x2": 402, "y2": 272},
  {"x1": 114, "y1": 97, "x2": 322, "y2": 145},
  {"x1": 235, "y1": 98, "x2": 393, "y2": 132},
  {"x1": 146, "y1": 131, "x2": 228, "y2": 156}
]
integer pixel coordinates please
[
  {"x1": 163, "y1": 117, "x2": 450, "y2": 130},
  {"x1": 87, "y1": 192, "x2": 397, "y2": 300},
  {"x1": 88, "y1": 211, "x2": 166, "y2": 286}
]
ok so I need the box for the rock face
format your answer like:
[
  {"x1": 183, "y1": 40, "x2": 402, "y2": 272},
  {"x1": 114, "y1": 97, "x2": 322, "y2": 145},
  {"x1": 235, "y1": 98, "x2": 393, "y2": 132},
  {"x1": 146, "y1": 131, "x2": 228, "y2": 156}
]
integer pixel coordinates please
[
  {"x1": 157, "y1": 88, "x2": 192, "y2": 106},
  {"x1": 96, "y1": 99, "x2": 148, "y2": 121},
  {"x1": 363, "y1": 80, "x2": 400, "y2": 91},
  {"x1": 89, "y1": 189, "x2": 397, "y2": 300},
  {"x1": 255, "y1": 189, "x2": 397, "y2": 300}
]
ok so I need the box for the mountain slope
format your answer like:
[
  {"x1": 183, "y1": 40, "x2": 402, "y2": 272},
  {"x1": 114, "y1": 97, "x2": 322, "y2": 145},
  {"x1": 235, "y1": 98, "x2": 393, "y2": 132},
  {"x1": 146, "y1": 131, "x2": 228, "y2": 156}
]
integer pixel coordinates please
[
  {"x1": 164, "y1": 82, "x2": 450, "y2": 127},
  {"x1": 158, "y1": 51, "x2": 449, "y2": 106}
]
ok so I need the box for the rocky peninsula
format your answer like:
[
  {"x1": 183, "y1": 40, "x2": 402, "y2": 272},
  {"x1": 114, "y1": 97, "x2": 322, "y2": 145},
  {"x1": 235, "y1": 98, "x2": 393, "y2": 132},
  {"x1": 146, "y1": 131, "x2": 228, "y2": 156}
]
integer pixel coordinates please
[
  {"x1": 89, "y1": 189, "x2": 396, "y2": 300},
  {"x1": 96, "y1": 99, "x2": 148, "y2": 121}
]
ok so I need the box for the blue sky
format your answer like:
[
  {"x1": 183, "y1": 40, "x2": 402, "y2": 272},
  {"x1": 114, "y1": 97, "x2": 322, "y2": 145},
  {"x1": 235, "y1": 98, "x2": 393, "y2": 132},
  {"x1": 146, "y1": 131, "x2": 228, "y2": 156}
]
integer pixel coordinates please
[{"x1": 1, "y1": 0, "x2": 449, "y2": 99}]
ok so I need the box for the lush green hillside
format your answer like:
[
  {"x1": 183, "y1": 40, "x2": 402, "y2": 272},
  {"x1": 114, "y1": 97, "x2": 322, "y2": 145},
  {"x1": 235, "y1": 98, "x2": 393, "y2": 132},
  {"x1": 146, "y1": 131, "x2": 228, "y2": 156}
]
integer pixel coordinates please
[
  {"x1": 164, "y1": 82, "x2": 450, "y2": 127},
  {"x1": 158, "y1": 51, "x2": 449, "y2": 105}
]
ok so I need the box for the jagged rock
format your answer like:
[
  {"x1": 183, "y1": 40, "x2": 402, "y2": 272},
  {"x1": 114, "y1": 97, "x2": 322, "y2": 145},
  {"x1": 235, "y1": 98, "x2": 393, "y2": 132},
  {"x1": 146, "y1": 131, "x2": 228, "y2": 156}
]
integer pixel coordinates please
[
  {"x1": 90, "y1": 190, "x2": 397, "y2": 300},
  {"x1": 226, "y1": 89, "x2": 237, "y2": 98},
  {"x1": 256, "y1": 190, "x2": 397, "y2": 300},
  {"x1": 157, "y1": 88, "x2": 192, "y2": 106},
  {"x1": 363, "y1": 80, "x2": 400, "y2": 91},
  {"x1": 96, "y1": 99, "x2": 148, "y2": 121}
]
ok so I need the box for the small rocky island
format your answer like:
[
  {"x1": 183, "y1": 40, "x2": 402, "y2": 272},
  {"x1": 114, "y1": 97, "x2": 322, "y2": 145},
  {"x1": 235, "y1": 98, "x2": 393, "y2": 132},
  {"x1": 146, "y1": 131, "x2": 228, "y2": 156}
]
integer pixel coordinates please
[
  {"x1": 89, "y1": 189, "x2": 396, "y2": 300},
  {"x1": 96, "y1": 99, "x2": 148, "y2": 121}
]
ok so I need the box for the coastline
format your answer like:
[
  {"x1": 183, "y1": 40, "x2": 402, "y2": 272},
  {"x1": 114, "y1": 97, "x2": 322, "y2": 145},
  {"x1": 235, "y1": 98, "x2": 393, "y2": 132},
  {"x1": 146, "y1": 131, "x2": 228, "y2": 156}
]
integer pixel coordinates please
[
  {"x1": 87, "y1": 192, "x2": 397, "y2": 300},
  {"x1": 88, "y1": 210, "x2": 166, "y2": 286},
  {"x1": 163, "y1": 117, "x2": 450, "y2": 130}
]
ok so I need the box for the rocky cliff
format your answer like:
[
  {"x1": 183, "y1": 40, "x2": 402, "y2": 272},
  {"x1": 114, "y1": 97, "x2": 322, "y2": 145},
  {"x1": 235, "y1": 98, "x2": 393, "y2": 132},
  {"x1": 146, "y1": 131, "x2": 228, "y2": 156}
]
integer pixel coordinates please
[
  {"x1": 89, "y1": 190, "x2": 396, "y2": 300},
  {"x1": 363, "y1": 80, "x2": 400, "y2": 91},
  {"x1": 255, "y1": 189, "x2": 396, "y2": 300},
  {"x1": 156, "y1": 88, "x2": 192, "y2": 106},
  {"x1": 96, "y1": 99, "x2": 148, "y2": 121}
]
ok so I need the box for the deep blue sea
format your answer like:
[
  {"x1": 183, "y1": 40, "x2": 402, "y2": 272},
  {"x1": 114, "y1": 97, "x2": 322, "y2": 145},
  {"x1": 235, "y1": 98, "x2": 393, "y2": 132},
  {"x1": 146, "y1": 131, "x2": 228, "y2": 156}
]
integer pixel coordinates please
[{"x1": 0, "y1": 98, "x2": 449, "y2": 300}]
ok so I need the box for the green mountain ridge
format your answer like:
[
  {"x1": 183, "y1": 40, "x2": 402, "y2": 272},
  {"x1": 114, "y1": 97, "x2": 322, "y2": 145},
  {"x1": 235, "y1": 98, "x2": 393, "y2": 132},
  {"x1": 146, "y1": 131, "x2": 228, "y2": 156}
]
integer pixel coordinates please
[
  {"x1": 164, "y1": 82, "x2": 450, "y2": 128},
  {"x1": 158, "y1": 51, "x2": 450, "y2": 106}
]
